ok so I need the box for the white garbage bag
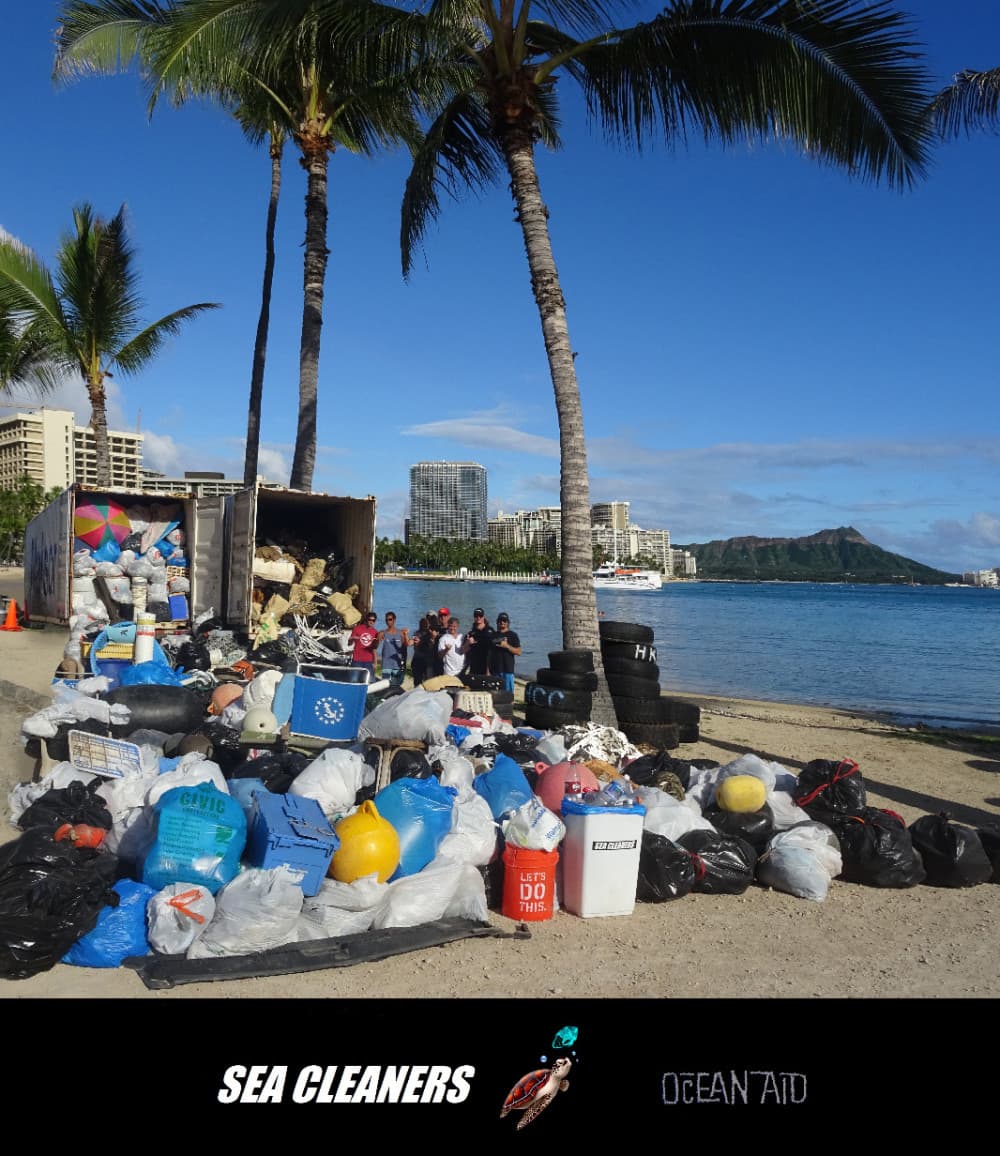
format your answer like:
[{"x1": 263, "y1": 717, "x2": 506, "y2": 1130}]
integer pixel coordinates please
[
  {"x1": 188, "y1": 866, "x2": 305, "y2": 957},
  {"x1": 289, "y1": 747, "x2": 374, "y2": 820},
  {"x1": 147, "y1": 883, "x2": 216, "y2": 954}
]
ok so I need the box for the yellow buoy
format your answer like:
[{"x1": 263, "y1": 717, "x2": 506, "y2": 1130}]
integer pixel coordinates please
[
  {"x1": 715, "y1": 774, "x2": 767, "y2": 813},
  {"x1": 329, "y1": 800, "x2": 401, "y2": 884}
]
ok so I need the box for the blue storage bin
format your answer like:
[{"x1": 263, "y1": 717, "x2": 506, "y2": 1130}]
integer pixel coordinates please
[
  {"x1": 246, "y1": 792, "x2": 339, "y2": 896},
  {"x1": 289, "y1": 675, "x2": 368, "y2": 742}
]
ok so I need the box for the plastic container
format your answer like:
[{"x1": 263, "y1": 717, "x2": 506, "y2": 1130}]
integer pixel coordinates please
[
  {"x1": 245, "y1": 792, "x2": 339, "y2": 896},
  {"x1": 501, "y1": 845, "x2": 560, "y2": 922},
  {"x1": 560, "y1": 797, "x2": 646, "y2": 918},
  {"x1": 289, "y1": 675, "x2": 368, "y2": 742},
  {"x1": 133, "y1": 613, "x2": 156, "y2": 665}
]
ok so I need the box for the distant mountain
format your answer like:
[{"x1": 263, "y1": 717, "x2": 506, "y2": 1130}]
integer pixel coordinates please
[{"x1": 676, "y1": 527, "x2": 960, "y2": 584}]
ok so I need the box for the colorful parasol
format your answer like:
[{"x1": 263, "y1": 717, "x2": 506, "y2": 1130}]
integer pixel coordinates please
[{"x1": 73, "y1": 500, "x2": 132, "y2": 551}]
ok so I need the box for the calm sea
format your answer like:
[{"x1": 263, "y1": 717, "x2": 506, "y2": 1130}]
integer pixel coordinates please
[{"x1": 373, "y1": 578, "x2": 1000, "y2": 729}]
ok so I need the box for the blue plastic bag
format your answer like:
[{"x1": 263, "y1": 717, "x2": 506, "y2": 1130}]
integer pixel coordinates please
[
  {"x1": 446, "y1": 724, "x2": 471, "y2": 746},
  {"x1": 374, "y1": 776, "x2": 457, "y2": 880},
  {"x1": 118, "y1": 657, "x2": 184, "y2": 687},
  {"x1": 472, "y1": 752, "x2": 534, "y2": 820},
  {"x1": 62, "y1": 878, "x2": 156, "y2": 968},
  {"x1": 141, "y1": 782, "x2": 247, "y2": 894}
]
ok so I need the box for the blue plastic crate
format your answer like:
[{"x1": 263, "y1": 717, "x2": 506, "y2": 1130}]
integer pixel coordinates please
[
  {"x1": 289, "y1": 675, "x2": 368, "y2": 742},
  {"x1": 245, "y1": 792, "x2": 339, "y2": 896}
]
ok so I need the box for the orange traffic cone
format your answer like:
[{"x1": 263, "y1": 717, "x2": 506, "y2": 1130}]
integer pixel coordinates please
[{"x1": 0, "y1": 599, "x2": 23, "y2": 632}]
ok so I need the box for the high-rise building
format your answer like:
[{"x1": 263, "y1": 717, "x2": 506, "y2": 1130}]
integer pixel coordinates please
[
  {"x1": 591, "y1": 501, "x2": 630, "y2": 531},
  {"x1": 409, "y1": 461, "x2": 488, "y2": 541},
  {"x1": 0, "y1": 407, "x2": 143, "y2": 491}
]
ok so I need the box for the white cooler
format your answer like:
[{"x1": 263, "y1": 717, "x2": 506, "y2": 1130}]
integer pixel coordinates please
[{"x1": 560, "y1": 797, "x2": 646, "y2": 917}]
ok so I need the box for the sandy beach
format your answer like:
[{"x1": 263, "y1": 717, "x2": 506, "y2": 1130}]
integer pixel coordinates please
[{"x1": 2, "y1": 566, "x2": 998, "y2": 1000}]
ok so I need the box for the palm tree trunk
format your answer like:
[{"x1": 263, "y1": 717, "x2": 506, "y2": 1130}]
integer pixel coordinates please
[
  {"x1": 244, "y1": 135, "x2": 283, "y2": 488},
  {"x1": 500, "y1": 131, "x2": 617, "y2": 729},
  {"x1": 89, "y1": 378, "x2": 111, "y2": 488},
  {"x1": 289, "y1": 138, "x2": 329, "y2": 492}
]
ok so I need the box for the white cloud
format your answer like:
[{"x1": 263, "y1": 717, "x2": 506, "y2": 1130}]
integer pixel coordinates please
[{"x1": 141, "y1": 430, "x2": 184, "y2": 474}]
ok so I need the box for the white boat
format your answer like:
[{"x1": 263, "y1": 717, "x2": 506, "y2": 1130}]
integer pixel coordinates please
[{"x1": 593, "y1": 562, "x2": 663, "y2": 590}]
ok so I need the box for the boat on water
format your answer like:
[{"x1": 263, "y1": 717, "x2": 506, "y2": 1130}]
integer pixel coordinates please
[{"x1": 592, "y1": 561, "x2": 663, "y2": 591}]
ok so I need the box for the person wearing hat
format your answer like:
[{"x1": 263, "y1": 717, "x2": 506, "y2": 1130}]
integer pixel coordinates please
[
  {"x1": 460, "y1": 606, "x2": 495, "y2": 680},
  {"x1": 492, "y1": 612, "x2": 522, "y2": 693}
]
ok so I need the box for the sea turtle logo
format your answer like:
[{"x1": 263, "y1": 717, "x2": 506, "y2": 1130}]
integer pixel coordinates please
[
  {"x1": 500, "y1": 1057, "x2": 572, "y2": 1130},
  {"x1": 314, "y1": 696, "x2": 346, "y2": 725}
]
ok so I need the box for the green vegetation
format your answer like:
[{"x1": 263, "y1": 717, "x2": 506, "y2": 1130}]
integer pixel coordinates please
[
  {"x1": 678, "y1": 527, "x2": 960, "y2": 584},
  {"x1": 0, "y1": 477, "x2": 62, "y2": 564},
  {"x1": 376, "y1": 535, "x2": 558, "y2": 574}
]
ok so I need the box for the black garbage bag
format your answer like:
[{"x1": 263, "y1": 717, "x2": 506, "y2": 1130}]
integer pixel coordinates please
[
  {"x1": 194, "y1": 615, "x2": 226, "y2": 638},
  {"x1": 794, "y1": 758, "x2": 867, "y2": 823},
  {"x1": 628, "y1": 753, "x2": 712, "y2": 790},
  {"x1": 41, "y1": 716, "x2": 112, "y2": 764},
  {"x1": 636, "y1": 831, "x2": 697, "y2": 902},
  {"x1": 311, "y1": 603, "x2": 346, "y2": 632},
  {"x1": 390, "y1": 748, "x2": 433, "y2": 781},
  {"x1": 231, "y1": 750, "x2": 310, "y2": 794},
  {"x1": 703, "y1": 802, "x2": 775, "y2": 855},
  {"x1": 195, "y1": 718, "x2": 246, "y2": 775},
  {"x1": 977, "y1": 825, "x2": 1000, "y2": 883},
  {"x1": 833, "y1": 808, "x2": 926, "y2": 888},
  {"x1": 0, "y1": 828, "x2": 120, "y2": 980},
  {"x1": 247, "y1": 638, "x2": 297, "y2": 670},
  {"x1": 678, "y1": 830, "x2": 758, "y2": 895},
  {"x1": 494, "y1": 732, "x2": 540, "y2": 765},
  {"x1": 908, "y1": 813, "x2": 993, "y2": 888},
  {"x1": 174, "y1": 638, "x2": 212, "y2": 672},
  {"x1": 18, "y1": 779, "x2": 113, "y2": 832}
]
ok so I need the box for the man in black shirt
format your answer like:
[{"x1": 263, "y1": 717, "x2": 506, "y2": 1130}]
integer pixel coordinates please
[
  {"x1": 491, "y1": 612, "x2": 522, "y2": 693},
  {"x1": 460, "y1": 607, "x2": 495, "y2": 680}
]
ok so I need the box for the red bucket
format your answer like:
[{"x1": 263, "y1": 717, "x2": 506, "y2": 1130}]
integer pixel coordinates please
[{"x1": 501, "y1": 845, "x2": 560, "y2": 922}]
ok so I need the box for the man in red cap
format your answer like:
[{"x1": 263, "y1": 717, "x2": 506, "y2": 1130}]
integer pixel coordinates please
[{"x1": 437, "y1": 605, "x2": 450, "y2": 622}]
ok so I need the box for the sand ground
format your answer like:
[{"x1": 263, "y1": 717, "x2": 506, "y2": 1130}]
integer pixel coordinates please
[{"x1": 2, "y1": 566, "x2": 998, "y2": 1000}]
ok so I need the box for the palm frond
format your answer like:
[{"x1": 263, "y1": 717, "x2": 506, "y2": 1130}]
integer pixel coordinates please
[
  {"x1": 0, "y1": 316, "x2": 69, "y2": 395},
  {"x1": 0, "y1": 236, "x2": 70, "y2": 346},
  {"x1": 577, "y1": 0, "x2": 932, "y2": 186},
  {"x1": 401, "y1": 88, "x2": 506, "y2": 277},
  {"x1": 931, "y1": 67, "x2": 1000, "y2": 139},
  {"x1": 53, "y1": 0, "x2": 166, "y2": 81},
  {"x1": 110, "y1": 301, "x2": 221, "y2": 375}
]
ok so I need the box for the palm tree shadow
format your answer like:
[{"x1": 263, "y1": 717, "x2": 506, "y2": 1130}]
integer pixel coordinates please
[{"x1": 966, "y1": 759, "x2": 1000, "y2": 774}]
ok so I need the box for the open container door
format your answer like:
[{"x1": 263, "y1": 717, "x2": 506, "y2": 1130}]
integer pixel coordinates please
[
  {"x1": 187, "y1": 494, "x2": 227, "y2": 621},
  {"x1": 23, "y1": 484, "x2": 74, "y2": 624},
  {"x1": 224, "y1": 485, "x2": 258, "y2": 631}
]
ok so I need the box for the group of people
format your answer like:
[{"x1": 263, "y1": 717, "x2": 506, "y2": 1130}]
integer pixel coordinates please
[{"x1": 347, "y1": 604, "x2": 521, "y2": 691}]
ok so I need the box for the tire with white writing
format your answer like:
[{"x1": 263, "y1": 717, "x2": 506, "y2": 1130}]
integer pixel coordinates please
[
  {"x1": 603, "y1": 658, "x2": 660, "y2": 681},
  {"x1": 524, "y1": 702, "x2": 592, "y2": 730},
  {"x1": 601, "y1": 640, "x2": 658, "y2": 665},
  {"x1": 533, "y1": 668, "x2": 599, "y2": 692},
  {"x1": 524, "y1": 681, "x2": 593, "y2": 715},
  {"x1": 619, "y1": 720, "x2": 680, "y2": 750},
  {"x1": 598, "y1": 620, "x2": 654, "y2": 645},
  {"x1": 547, "y1": 649, "x2": 595, "y2": 673}
]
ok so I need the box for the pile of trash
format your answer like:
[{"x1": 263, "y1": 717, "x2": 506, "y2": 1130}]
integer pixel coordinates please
[{"x1": 4, "y1": 616, "x2": 999, "y2": 983}]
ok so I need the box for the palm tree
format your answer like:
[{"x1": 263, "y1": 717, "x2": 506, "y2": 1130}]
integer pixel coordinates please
[
  {"x1": 0, "y1": 203, "x2": 219, "y2": 485},
  {"x1": 57, "y1": 0, "x2": 423, "y2": 492},
  {"x1": 398, "y1": 0, "x2": 933, "y2": 726},
  {"x1": 931, "y1": 67, "x2": 1000, "y2": 138}
]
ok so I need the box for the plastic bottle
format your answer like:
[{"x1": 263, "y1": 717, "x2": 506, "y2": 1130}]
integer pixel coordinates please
[{"x1": 133, "y1": 612, "x2": 156, "y2": 664}]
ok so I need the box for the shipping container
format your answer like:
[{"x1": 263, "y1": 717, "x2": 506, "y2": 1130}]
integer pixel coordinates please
[
  {"x1": 23, "y1": 484, "x2": 226, "y2": 627},
  {"x1": 224, "y1": 484, "x2": 376, "y2": 636}
]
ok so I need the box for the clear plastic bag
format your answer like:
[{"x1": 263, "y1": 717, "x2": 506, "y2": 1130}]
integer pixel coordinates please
[
  {"x1": 289, "y1": 747, "x2": 374, "y2": 820},
  {"x1": 372, "y1": 857, "x2": 488, "y2": 929},
  {"x1": 147, "y1": 883, "x2": 216, "y2": 955},
  {"x1": 502, "y1": 795, "x2": 564, "y2": 852},
  {"x1": 358, "y1": 688, "x2": 453, "y2": 745},
  {"x1": 296, "y1": 874, "x2": 388, "y2": 940},
  {"x1": 187, "y1": 866, "x2": 304, "y2": 957}
]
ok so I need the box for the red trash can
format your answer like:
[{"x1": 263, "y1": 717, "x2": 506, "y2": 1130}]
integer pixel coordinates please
[{"x1": 501, "y1": 845, "x2": 560, "y2": 921}]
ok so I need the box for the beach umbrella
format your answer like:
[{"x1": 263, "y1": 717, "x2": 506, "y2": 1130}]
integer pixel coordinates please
[{"x1": 73, "y1": 500, "x2": 131, "y2": 551}]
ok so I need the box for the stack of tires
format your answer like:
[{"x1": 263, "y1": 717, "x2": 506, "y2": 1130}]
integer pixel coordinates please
[
  {"x1": 599, "y1": 620, "x2": 701, "y2": 748},
  {"x1": 523, "y1": 649, "x2": 597, "y2": 731}
]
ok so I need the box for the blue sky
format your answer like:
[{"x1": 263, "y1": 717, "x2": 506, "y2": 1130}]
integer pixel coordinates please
[{"x1": 2, "y1": 1, "x2": 998, "y2": 573}]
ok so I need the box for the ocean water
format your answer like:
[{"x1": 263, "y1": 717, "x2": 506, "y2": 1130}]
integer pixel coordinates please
[{"x1": 373, "y1": 579, "x2": 1000, "y2": 728}]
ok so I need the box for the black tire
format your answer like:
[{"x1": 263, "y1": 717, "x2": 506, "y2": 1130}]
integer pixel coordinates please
[
  {"x1": 606, "y1": 672, "x2": 663, "y2": 699},
  {"x1": 601, "y1": 640, "x2": 658, "y2": 665},
  {"x1": 613, "y1": 696, "x2": 674, "y2": 724},
  {"x1": 598, "y1": 620, "x2": 654, "y2": 644},
  {"x1": 495, "y1": 705, "x2": 515, "y2": 723},
  {"x1": 524, "y1": 702, "x2": 591, "y2": 730},
  {"x1": 660, "y1": 698, "x2": 702, "y2": 727},
  {"x1": 533, "y1": 667, "x2": 599, "y2": 692},
  {"x1": 678, "y1": 723, "x2": 700, "y2": 743},
  {"x1": 620, "y1": 720, "x2": 680, "y2": 750},
  {"x1": 524, "y1": 681, "x2": 593, "y2": 714},
  {"x1": 490, "y1": 690, "x2": 515, "y2": 705},
  {"x1": 603, "y1": 657, "x2": 660, "y2": 681},
  {"x1": 547, "y1": 649, "x2": 595, "y2": 673}
]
